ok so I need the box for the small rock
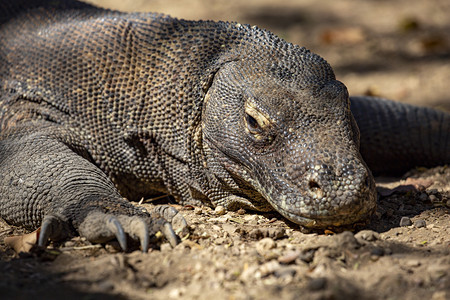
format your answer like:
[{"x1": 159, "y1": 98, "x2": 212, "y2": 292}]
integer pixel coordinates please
[
  {"x1": 256, "y1": 237, "x2": 276, "y2": 254},
  {"x1": 428, "y1": 195, "x2": 438, "y2": 203},
  {"x1": 248, "y1": 227, "x2": 286, "y2": 240},
  {"x1": 370, "y1": 247, "x2": 385, "y2": 257},
  {"x1": 297, "y1": 249, "x2": 315, "y2": 263},
  {"x1": 274, "y1": 266, "x2": 297, "y2": 278},
  {"x1": 160, "y1": 243, "x2": 172, "y2": 252},
  {"x1": 222, "y1": 223, "x2": 237, "y2": 235},
  {"x1": 259, "y1": 260, "x2": 281, "y2": 277},
  {"x1": 405, "y1": 259, "x2": 421, "y2": 268},
  {"x1": 414, "y1": 219, "x2": 426, "y2": 228},
  {"x1": 427, "y1": 264, "x2": 448, "y2": 281},
  {"x1": 97, "y1": 280, "x2": 114, "y2": 292},
  {"x1": 400, "y1": 216, "x2": 412, "y2": 227},
  {"x1": 267, "y1": 227, "x2": 286, "y2": 239},
  {"x1": 63, "y1": 240, "x2": 76, "y2": 247},
  {"x1": 214, "y1": 205, "x2": 226, "y2": 215},
  {"x1": 214, "y1": 237, "x2": 225, "y2": 245},
  {"x1": 237, "y1": 208, "x2": 246, "y2": 215},
  {"x1": 244, "y1": 214, "x2": 259, "y2": 222},
  {"x1": 355, "y1": 230, "x2": 380, "y2": 242},
  {"x1": 308, "y1": 277, "x2": 327, "y2": 291},
  {"x1": 334, "y1": 231, "x2": 360, "y2": 249},
  {"x1": 278, "y1": 250, "x2": 300, "y2": 264},
  {"x1": 431, "y1": 291, "x2": 447, "y2": 300},
  {"x1": 240, "y1": 265, "x2": 259, "y2": 282},
  {"x1": 169, "y1": 288, "x2": 185, "y2": 299},
  {"x1": 248, "y1": 229, "x2": 264, "y2": 240},
  {"x1": 418, "y1": 193, "x2": 429, "y2": 202}
]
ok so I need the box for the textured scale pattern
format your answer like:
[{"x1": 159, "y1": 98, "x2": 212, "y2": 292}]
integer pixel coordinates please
[{"x1": 0, "y1": 0, "x2": 449, "y2": 247}]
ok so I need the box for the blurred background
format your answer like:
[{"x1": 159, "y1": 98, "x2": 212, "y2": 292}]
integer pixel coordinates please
[{"x1": 84, "y1": 0, "x2": 450, "y2": 110}]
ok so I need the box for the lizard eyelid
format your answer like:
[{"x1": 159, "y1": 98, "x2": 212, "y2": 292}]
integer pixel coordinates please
[
  {"x1": 244, "y1": 101, "x2": 273, "y2": 140},
  {"x1": 245, "y1": 113, "x2": 262, "y2": 134}
]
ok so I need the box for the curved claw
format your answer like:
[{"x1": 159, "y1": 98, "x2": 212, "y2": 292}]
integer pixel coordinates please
[
  {"x1": 137, "y1": 219, "x2": 150, "y2": 253},
  {"x1": 106, "y1": 216, "x2": 127, "y2": 251},
  {"x1": 38, "y1": 216, "x2": 54, "y2": 247},
  {"x1": 76, "y1": 210, "x2": 181, "y2": 251},
  {"x1": 162, "y1": 222, "x2": 178, "y2": 248},
  {"x1": 117, "y1": 216, "x2": 150, "y2": 252},
  {"x1": 153, "y1": 205, "x2": 189, "y2": 236},
  {"x1": 38, "y1": 215, "x2": 68, "y2": 247}
]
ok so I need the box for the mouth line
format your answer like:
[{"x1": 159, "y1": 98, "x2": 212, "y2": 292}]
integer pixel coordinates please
[{"x1": 267, "y1": 195, "x2": 377, "y2": 228}]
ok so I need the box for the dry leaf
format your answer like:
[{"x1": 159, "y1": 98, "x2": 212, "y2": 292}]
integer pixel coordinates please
[
  {"x1": 4, "y1": 228, "x2": 40, "y2": 253},
  {"x1": 377, "y1": 178, "x2": 433, "y2": 197},
  {"x1": 403, "y1": 177, "x2": 434, "y2": 190}
]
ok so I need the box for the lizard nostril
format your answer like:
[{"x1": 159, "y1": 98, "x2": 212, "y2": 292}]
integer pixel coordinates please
[
  {"x1": 308, "y1": 180, "x2": 324, "y2": 198},
  {"x1": 308, "y1": 180, "x2": 321, "y2": 191}
]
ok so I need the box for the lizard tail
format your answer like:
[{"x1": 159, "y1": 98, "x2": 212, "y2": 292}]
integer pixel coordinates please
[{"x1": 350, "y1": 96, "x2": 450, "y2": 175}]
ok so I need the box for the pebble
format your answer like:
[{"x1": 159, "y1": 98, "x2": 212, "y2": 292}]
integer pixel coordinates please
[
  {"x1": 427, "y1": 264, "x2": 447, "y2": 281},
  {"x1": 297, "y1": 249, "x2": 315, "y2": 263},
  {"x1": 414, "y1": 219, "x2": 426, "y2": 228},
  {"x1": 63, "y1": 240, "x2": 76, "y2": 247},
  {"x1": 214, "y1": 237, "x2": 225, "y2": 245},
  {"x1": 399, "y1": 216, "x2": 412, "y2": 227},
  {"x1": 259, "y1": 260, "x2": 280, "y2": 277},
  {"x1": 274, "y1": 266, "x2": 297, "y2": 278},
  {"x1": 334, "y1": 231, "x2": 360, "y2": 249},
  {"x1": 308, "y1": 277, "x2": 327, "y2": 291},
  {"x1": 244, "y1": 215, "x2": 259, "y2": 222},
  {"x1": 431, "y1": 291, "x2": 447, "y2": 300},
  {"x1": 222, "y1": 223, "x2": 238, "y2": 235},
  {"x1": 405, "y1": 259, "x2": 421, "y2": 268},
  {"x1": 428, "y1": 195, "x2": 438, "y2": 203},
  {"x1": 354, "y1": 230, "x2": 379, "y2": 242},
  {"x1": 370, "y1": 247, "x2": 385, "y2": 257},
  {"x1": 237, "y1": 208, "x2": 246, "y2": 215},
  {"x1": 97, "y1": 280, "x2": 115, "y2": 292},
  {"x1": 240, "y1": 265, "x2": 259, "y2": 281},
  {"x1": 418, "y1": 193, "x2": 429, "y2": 202},
  {"x1": 169, "y1": 288, "x2": 186, "y2": 299},
  {"x1": 160, "y1": 243, "x2": 172, "y2": 252},
  {"x1": 248, "y1": 227, "x2": 286, "y2": 240},
  {"x1": 256, "y1": 238, "x2": 276, "y2": 254},
  {"x1": 214, "y1": 205, "x2": 226, "y2": 215},
  {"x1": 278, "y1": 250, "x2": 300, "y2": 264}
]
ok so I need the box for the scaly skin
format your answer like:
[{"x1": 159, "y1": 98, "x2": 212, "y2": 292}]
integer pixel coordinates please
[{"x1": 0, "y1": 0, "x2": 448, "y2": 249}]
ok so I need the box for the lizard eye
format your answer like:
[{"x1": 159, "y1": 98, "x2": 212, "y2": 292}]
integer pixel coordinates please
[
  {"x1": 245, "y1": 113, "x2": 262, "y2": 134},
  {"x1": 244, "y1": 101, "x2": 273, "y2": 140}
]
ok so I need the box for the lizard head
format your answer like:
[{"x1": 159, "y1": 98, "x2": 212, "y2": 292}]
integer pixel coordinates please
[{"x1": 200, "y1": 51, "x2": 376, "y2": 229}]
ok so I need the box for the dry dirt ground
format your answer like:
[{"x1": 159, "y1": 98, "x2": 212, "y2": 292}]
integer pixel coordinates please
[{"x1": 1, "y1": 0, "x2": 449, "y2": 299}]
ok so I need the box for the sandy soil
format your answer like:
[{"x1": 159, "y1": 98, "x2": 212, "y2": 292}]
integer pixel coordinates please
[{"x1": 1, "y1": 0, "x2": 449, "y2": 299}]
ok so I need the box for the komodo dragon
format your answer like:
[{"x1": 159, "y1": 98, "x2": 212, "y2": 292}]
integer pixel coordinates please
[{"x1": 0, "y1": 0, "x2": 449, "y2": 252}]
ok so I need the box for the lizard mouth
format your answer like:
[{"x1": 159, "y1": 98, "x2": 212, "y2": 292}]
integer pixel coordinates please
[{"x1": 265, "y1": 189, "x2": 377, "y2": 228}]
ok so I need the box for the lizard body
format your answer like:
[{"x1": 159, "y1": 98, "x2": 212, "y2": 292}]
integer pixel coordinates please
[{"x1": 0, "y1": 0, "x2": 448, "y2": 249}]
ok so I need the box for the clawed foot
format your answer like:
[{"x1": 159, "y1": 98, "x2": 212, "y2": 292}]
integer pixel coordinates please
[
  {"x1": 152, "y1": 205, "x2": 189, "y2": 236},
  {"x1": 38, "y1": 205, "x2": 188, "y2": 252}
]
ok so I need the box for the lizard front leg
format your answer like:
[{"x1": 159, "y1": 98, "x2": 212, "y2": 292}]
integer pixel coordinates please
[{"x1": 0, "y1": 127, "x2": 177, "y2": 251}]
